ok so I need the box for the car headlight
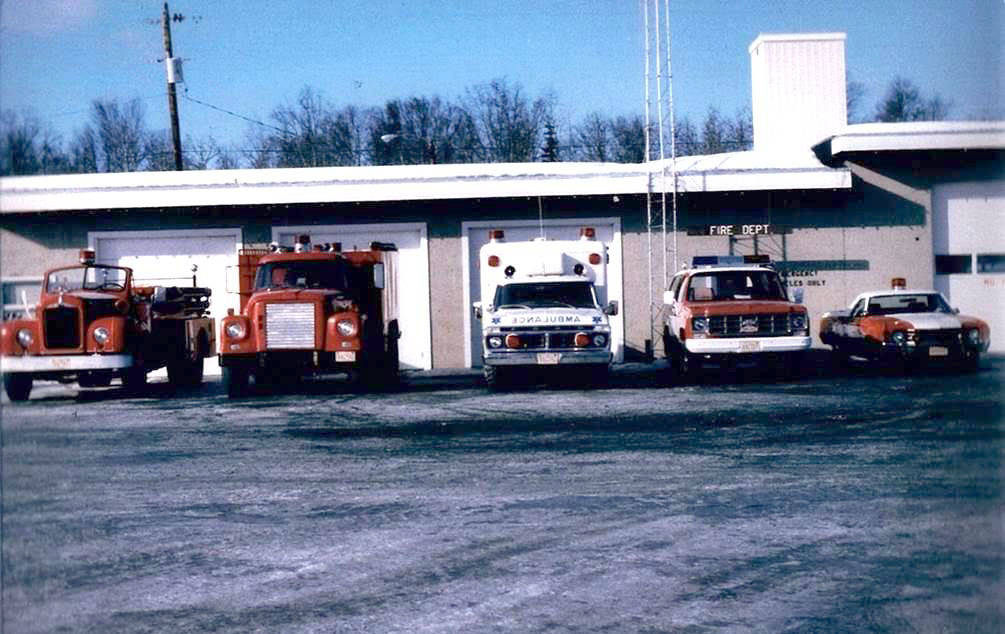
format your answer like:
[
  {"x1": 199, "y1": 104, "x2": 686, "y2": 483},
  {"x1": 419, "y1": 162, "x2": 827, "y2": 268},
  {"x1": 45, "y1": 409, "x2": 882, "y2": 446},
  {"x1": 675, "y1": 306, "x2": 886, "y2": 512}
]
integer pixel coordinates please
[
  {"x1": 966, "y1": 328, "x2": 981, "y2": 345},
  {"x1": 790, "y1": 314, "x2": 806, "y2": 331},
  {"x1": 692, "y1": 317, "x2": 708, "y2": 333},
  {"x1": 336, "y1": 319, "x2": 357, "y2": 337},
  {"x1": 16, "y1": 328, "x2": 34, "y2": 348},
  {"x1": 225, "y1": 322, "x2": 247, "y2": 340},
  {"x1": 487, "y1": 335, "x2": 503, "y2": 349},
  {"x1": 890, "y1": 330, "x2": 907, "y2": 345},
  {"x1": 93, "y1": 327, "x2": 110, "y2": 345}
]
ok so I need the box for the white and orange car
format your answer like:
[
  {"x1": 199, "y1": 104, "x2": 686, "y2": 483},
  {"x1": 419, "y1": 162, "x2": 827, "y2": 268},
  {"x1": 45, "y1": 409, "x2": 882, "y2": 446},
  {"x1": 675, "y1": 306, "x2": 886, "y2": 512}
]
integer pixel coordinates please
[{"x1": 819, "y1": 279, "x2": 989, "y2": 371}]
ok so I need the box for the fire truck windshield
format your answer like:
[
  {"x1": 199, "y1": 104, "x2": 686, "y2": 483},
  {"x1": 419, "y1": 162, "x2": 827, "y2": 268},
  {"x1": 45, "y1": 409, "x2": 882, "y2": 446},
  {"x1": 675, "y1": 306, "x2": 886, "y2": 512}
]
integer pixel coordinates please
[
  {"x1": 255, "y1": 260, "x2": 354, "y2": 291},
  {"x1": 687, "y1": 270, "x2": 787, "y2": 301},
  {"x1": 46, "y1": 265, "x2": 128, "y2": 293},
  {"x1": 494, "y1": 281, "x2": 597, "y2": 309}
]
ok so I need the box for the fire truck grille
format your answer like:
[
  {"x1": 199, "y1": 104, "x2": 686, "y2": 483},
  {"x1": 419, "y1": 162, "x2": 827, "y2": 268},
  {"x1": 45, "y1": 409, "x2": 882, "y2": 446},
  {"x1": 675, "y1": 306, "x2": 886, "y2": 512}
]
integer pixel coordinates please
[
  {"x1": 44, "y1": 306, "x2": 80, "y2": 349},
  {"x1": 708, "y1": 313, "x2": 791, "y2": 337},
  {"x1": 265, "y1": 303, "x2": 315, "y2": 349}
]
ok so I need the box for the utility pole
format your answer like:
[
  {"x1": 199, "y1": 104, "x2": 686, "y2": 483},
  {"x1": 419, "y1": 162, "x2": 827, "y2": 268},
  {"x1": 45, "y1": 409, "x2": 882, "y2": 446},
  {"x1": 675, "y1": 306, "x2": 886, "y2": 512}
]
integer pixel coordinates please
[{"x1": 162, "y1": 2, "x2": 183, "y2": 170}]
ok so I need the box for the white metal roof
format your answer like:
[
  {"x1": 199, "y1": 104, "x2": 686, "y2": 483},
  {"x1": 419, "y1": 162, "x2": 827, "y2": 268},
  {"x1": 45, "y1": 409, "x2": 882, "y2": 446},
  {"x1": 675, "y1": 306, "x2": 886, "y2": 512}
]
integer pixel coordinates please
[
  {"x1": 0, "y1": 150, "x2": 849, "y2": 214},
  {"x1": 818, "y1": 121, "x2": 1005, "y2": 158}
]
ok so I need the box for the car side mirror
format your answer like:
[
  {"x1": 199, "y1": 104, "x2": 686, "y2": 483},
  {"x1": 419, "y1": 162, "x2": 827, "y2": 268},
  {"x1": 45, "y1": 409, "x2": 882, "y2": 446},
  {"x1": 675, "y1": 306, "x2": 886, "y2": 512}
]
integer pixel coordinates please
[
  {"x1": 472, "y1": 301, "x2": 483, "y2": 320},
  {"x1": 662, "y1": 290, "x2": 675, "y2": 305},
  {"x1": 604, "y1": 300, "x2": 619, "y2": 316}
]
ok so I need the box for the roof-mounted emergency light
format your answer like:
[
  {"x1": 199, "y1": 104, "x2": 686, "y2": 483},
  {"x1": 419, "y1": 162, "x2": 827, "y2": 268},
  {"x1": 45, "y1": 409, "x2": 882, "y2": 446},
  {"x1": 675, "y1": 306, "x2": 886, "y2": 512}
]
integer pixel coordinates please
[
  {"x1": 489, "y1": 229, "x2": 505, "y2": 242},
  {"x1": 580, "y1": 227, "x2": 596, "y2": 240},
  {"x1": 891, "y1": 277, "x2": 906, "y2": 290},
  {"x1": 79, "y1": 249, "x2": 96, "y2": 265},
  {"x1": 487, "y1": 255, "x2": 500, "y2": 267},
  {"x1": 294, "y1": 235, "x2": 311, "y2": 253}
]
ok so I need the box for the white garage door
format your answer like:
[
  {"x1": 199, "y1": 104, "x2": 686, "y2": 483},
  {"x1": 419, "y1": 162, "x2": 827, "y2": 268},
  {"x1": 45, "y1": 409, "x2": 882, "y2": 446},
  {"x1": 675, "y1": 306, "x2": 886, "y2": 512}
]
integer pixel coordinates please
[
  {"x1": 462, "y1": 218, "x2": 624, "y2": 367},
  {"x1": 90, "y1": 229, "x2": 243, "y2": 376},
  {"x1": 274, "y1": 223, "x2": 431, "y2": 370}
]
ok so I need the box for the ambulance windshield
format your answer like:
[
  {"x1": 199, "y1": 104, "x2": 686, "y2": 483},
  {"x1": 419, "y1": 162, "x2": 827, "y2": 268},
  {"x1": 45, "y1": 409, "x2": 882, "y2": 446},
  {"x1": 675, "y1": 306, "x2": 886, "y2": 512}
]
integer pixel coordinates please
[{"x1": 494, "y1": 281, "x2": 597, "y2": 309}]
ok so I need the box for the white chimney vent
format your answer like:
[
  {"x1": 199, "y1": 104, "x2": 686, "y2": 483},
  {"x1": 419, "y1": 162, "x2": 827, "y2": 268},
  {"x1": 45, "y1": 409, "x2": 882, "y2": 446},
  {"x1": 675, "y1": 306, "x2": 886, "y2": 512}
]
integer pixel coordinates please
[{"x1": 749, "y1": 33, "x2": 847, "y2": 153}]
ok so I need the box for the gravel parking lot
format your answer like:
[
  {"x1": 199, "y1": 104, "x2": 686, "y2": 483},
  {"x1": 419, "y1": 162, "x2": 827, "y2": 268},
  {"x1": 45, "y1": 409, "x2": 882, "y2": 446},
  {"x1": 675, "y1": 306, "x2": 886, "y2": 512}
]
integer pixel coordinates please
[{"x1": 2, "y1": 357, "x2": 1003, "y2": 632}]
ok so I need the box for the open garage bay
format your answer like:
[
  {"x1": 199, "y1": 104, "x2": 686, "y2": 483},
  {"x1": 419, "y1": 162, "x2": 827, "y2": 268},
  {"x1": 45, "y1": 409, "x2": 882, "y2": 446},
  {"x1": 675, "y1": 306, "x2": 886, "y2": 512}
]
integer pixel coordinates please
[{"x1": 2, "y1": 361, "x2": 1002, "y2": 632}]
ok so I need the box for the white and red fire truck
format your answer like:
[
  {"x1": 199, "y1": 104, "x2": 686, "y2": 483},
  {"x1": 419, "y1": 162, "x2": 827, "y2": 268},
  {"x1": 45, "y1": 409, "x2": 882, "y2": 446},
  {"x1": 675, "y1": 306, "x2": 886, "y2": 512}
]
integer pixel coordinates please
[
  {"x1": 662, "y1": 255, "x2": 811, "y2": 380},
  {"x1": 1, "y1": 249, "x2": 215, "y2": 401},
  {"x1": 473, "y1": 228, "x2": 618, "y2": 389},
  {"x1": 218, "y1": 235, "x2": 400, "y2": 396}
]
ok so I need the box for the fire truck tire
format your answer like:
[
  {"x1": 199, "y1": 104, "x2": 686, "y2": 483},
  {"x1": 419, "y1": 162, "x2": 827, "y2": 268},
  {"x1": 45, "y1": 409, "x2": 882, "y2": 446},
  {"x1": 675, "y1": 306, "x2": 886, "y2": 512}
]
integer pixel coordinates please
[
  {"x1": 223, "y1": 367, "x2": 250, "y2": 398},
  {"x1": 122, "y1": 367, "x2": 148, "y2": 394},
  {"x1": 4, "y1": 374, "x2": 32, "y2": 401}
]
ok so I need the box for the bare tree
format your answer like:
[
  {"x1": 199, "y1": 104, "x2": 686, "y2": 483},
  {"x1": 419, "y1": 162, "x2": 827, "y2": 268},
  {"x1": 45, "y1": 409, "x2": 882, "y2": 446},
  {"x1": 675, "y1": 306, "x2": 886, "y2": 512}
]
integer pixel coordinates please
[
  {"x1": 610, "y1": 115, "x2": 646, "y2": 163},
  {"x1": 1, "y1": 110, "x2": 69, "y2": 175},
  {"x1": 257, "y1": 87, "x2": 362, "y2": 168},
  {"x1": 371, "y1": 96, "x2": 481, "y2": 165},
  {"x1": 874, "y1": 76, "x2": 952, "y2": 122},
  {"x1": 84, "y1": 98, "x2": 148, "y2": 172},
  {"x1": 727, "y1": 107, "x2": 753, "y2": 152},
  {"x1": 846, "y1": 74, "x2": 867, "y2": 123},
  {"x1": 673, "y1": 116, "x2": 699, "y2": 157},
  {"x1": 574, "y1": 112, "x2": 610, "y2": 161},
  {"x1": 468, "y1": 78, "x2": 551, "y2": 162}
]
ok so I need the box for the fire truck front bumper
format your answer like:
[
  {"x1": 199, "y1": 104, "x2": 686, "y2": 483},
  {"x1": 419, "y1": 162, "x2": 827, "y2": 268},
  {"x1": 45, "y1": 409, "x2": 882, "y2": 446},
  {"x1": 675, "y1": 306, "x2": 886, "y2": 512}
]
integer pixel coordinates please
[
  {"x1": 684, "y1": 336, "x2": 812, "y2": 355},
  {"x1": 219, "y1": 350, "x2": 362, "y2": 370},
  {"x1": 0, "y1": 353, "x2": 134, "y2": 375},
  {"x1": 483, "y1": 349, "x2": 612, "y2": 366}
]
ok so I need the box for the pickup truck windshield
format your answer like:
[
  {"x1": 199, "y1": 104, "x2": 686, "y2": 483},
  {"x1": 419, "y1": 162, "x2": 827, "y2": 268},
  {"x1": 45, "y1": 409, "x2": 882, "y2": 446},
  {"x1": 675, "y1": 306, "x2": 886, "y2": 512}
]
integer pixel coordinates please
[
  {"x1": 494, "y1": 281, "x2": 597, "y2": 309},
  {"x1": 46, "y1": 266, "x2": 129, "y2": 293},
  {"x1": 687, "y1": 270, "x2": 787, "y2": 301},
  {"x1": 255, "y1": 260, "x2": 353, "y2": 291}
]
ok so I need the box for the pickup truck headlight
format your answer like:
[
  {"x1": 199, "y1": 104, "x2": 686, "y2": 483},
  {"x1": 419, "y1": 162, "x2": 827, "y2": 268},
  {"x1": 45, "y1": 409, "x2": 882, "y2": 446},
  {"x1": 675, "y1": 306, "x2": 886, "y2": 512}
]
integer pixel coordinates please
[
  {"x1": 966, "y1": 328, "x2": 981, "y2": 345},
  {"x1": 16, "y1": 328, "x2": 34, "y2": 348},
  {"x1": 790, "y1": 314, "x2": 806, "y2": 331},
  {"x1": 692, "y1": 317, "x2": 708, "y2": 333},
  {"x1": 336, "y1": 319, "x2": 357, "y2": 337},
  {"x1": 93, "y1": 327, "x2": 110, "y2": 345},
  {"x1": 225, "y1": 322, "x2": 247, "y2": 340}
]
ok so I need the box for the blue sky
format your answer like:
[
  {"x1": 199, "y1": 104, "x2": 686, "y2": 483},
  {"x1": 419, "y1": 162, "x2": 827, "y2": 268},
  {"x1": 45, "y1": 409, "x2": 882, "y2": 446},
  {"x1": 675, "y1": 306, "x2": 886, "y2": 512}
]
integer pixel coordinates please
[{"x1": 1, "y1": 0, "x2": 1001, "y2": 153}]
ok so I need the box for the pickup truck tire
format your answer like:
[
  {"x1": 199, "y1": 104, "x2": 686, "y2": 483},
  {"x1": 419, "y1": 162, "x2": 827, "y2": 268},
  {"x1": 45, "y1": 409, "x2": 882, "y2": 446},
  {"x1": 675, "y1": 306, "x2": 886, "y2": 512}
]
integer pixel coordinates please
[
  {"x1": 223, "y1": 366, "x2": 250, "y2": 398},
  {"x1": 3, "y1": 374, "x2": 32, "y2": 401},
  {"x1": 663, "y1": 330, "x2": 692, "y2": 384}
]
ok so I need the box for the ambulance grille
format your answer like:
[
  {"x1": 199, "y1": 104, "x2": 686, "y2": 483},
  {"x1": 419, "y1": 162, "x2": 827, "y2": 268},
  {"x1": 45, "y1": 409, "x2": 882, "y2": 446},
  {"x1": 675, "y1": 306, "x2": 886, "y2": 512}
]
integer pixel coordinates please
[{"x1": 265, "y1": 303, "x2": 315, "y2": 349}]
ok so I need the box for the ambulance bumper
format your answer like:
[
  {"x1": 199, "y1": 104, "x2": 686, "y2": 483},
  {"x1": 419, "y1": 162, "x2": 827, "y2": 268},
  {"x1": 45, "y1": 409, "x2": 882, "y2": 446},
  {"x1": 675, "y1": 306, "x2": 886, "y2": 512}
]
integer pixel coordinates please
[
  {"x1": 483, "y1": 350, "x2": 612, "y2": 366},
  {"x1": 685, "y1": 336, "x2": 811, "y2": 355},
  {"x1": 0, "y1": 353, "x2": 134, "y2": 374}
]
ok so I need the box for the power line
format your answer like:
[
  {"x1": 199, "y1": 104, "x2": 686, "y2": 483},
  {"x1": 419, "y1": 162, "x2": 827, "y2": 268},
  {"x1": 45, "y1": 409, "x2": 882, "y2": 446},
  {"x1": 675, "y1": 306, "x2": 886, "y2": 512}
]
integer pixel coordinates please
[{"x1": 181, "y1": 92, "x2": 287, "y2": 136}]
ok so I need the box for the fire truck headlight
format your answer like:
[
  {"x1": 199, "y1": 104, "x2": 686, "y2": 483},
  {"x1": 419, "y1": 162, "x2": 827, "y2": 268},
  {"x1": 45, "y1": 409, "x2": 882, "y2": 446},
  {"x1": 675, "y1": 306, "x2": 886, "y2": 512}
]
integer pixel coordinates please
[
  {"x1": 487, "y1": 335, "x2": 503, "y2": 349},
  {"x1": 592, "y1": 333, "x2": 607, "y2": 347},
  {"x1": 966, "y1": 328, "x2": 981, "y2": 345},
  {"x1": 93, "y1": 327, "x2": 110, "y2": 345},
  {"x1": 692, "y1": 317, "x2": 708, "y2": 333},
  {"x1": 890, "y1": 330, "x2": 907, "y2": 346},
  {"x1": 336, "y1": 319, "x2": 357, "y2": 337},
  {"x1": 225, "y1": 322, "x2": 247, "y2": 340},
  {"x1": 16, "y1": 329, "x2": 34, "y2": 348}
]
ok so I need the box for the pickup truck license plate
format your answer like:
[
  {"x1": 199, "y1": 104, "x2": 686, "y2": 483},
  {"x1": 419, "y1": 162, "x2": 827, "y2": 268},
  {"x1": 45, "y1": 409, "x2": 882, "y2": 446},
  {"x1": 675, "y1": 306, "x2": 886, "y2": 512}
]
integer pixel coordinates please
[
  {"x1": 537, "y1": 352, "x2": 561, "y2": 365},
  {"x1": 929, "y1": 346, "x2": 949, "y2": 357},
  {"x1": 739, "y1": 341, "x2": 761, "y2": 353},
  {"x1": 336, "y1": 351, "x2": 356, "y2": 362}
]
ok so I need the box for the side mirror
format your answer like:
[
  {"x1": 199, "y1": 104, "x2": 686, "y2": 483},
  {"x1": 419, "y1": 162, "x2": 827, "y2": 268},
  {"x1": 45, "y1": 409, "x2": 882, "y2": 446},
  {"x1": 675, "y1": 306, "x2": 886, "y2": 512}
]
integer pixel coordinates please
[
  {"x1": 472, "y1": 301, "x2": 483, "y2": 320},
  {"x1": 604, "y1": 300, "x2": 619, "y2": 316},
  {"x1": 953, "y1": 307, "x2": 960, "y2": 314},
  {"x1": 373, "y1": 263, "x2": 385, "y2": 289},
  {"x1": 662, "y1": 290, "x2": 675, "y2": 305}
]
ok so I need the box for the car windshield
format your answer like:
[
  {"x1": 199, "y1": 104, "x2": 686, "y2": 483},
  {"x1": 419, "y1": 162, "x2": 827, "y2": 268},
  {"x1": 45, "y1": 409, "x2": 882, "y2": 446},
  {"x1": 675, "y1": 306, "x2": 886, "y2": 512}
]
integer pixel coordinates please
[
  {"x1": 494, "y1": 281, "x2": 597, "y2": 309},
  {"x1": 686, "y1": 270, "x2": 787, "y2": 301},
  {"x1": 255, "y1": 260, "x2": 354, "y2": 291},
  {"x1": 45, "y1": 266, "x2": 129, "y2": 293},
  {"x1": 865, "y1": 293, "x2": 952, "y2": 315}
]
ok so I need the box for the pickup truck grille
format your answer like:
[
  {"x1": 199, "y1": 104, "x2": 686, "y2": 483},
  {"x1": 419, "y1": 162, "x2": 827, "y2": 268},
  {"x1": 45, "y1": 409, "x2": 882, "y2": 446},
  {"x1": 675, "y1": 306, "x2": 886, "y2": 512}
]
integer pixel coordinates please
[
  {"x1": 265, "y1": 303, "x2": 315, "y2": 349},
  {"x1": 708, "y1": 313, "x2": 790, "y2": 337},
  {"x1": 44, "y1": 306, "x2": 80, "y2": 349}
]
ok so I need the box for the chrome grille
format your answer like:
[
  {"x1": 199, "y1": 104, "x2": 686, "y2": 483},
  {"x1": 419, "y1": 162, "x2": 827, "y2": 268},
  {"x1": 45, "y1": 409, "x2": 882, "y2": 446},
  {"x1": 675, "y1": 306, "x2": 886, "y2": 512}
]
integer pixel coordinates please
[
  {"x1": 708, "y1": 313, "x2": 791, "y2": 337},
  {"x1": 494, "y1": 327, "x2": 596, "y2": 350},
  {"x1": 265, "y1": 303, "x2": 315, "y2": 349}
]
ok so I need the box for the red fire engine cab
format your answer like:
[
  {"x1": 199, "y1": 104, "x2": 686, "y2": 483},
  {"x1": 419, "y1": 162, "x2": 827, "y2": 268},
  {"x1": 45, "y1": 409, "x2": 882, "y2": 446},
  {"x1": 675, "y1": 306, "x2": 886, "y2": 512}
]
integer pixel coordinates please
[
  {"x1": 1, "y1": 249, "x2": 215, "y2": 401},
  {"x1": 218, "y1": 235, "x2": 400, "y2": 396}
]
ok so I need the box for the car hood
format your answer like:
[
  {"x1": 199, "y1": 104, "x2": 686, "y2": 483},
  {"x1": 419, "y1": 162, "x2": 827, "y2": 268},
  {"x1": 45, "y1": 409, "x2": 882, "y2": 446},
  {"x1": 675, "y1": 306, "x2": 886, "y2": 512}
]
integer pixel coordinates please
[{"x1": 884, "y1": 312, "x2": 961, "y2": 330}]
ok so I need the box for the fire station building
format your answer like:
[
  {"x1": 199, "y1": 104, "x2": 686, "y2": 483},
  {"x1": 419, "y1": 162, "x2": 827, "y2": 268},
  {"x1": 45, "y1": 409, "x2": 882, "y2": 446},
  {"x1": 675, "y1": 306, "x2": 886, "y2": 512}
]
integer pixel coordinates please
[{"x1": 3, "y1": 33, "x2": 1004, "y2": 371}]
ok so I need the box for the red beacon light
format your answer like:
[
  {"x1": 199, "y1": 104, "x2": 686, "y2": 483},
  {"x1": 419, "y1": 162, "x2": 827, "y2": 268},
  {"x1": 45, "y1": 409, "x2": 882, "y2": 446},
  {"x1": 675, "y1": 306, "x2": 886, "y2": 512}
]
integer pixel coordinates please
[
  {"x1": 488, "y1": 229, "x2": 505, "y2": 242},
  {"x1": 580, "y1": 227, "x2": 596, "y2": 240},
  {"x1": 891, "y1": 277, "x2": 907, "y2": 290},
  {"x1": 79, "y1": 249, "x2": 96, "y2": 265},
  {"x1": 294, "y1": 235, "x2": 311, "y2": 253},
  {"x1": 487, "y1": 255, "x2": 500, "y2": 267}
]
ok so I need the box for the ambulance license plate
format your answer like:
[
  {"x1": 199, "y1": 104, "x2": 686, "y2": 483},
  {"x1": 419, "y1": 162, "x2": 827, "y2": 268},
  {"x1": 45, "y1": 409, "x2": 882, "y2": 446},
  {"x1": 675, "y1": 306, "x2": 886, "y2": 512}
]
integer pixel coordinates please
[
  {"x1": 739, "y1": 341, "x2": 761, "y2": 353},
  {"x1": 929, "y1": 346, "x2": 949, "y2": 357},
  {"x1": 336, "y1": 351, "x2": 356, "y2": 362},
  {"x1": 537, "y1": 353, "x2": 561, "y2": 365}
]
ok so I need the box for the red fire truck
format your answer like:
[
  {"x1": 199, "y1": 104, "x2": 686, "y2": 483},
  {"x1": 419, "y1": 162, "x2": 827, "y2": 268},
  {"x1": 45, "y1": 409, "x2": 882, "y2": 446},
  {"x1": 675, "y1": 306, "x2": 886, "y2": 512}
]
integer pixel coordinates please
[
  {"x1": 218, "y1": 236, "x2": 400, "y2": 397},
  {"x1": 1, "y1": 249, "x2": 215, "y2": 401}
]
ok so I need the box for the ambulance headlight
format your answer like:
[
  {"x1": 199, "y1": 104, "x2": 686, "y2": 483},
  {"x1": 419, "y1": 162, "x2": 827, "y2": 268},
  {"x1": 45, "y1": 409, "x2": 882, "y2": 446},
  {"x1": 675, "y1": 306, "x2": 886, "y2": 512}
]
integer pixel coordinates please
[
  {"x1": 17, "y1": 328, "x2": 34, "y2": 348},
  {"x1": 966, "y1": 328, "x2": 981, "y2": 345},
  {"x1": 487, "y1": 335, "x2": 503, "y2": 349},
  {"x1": 337, "y1": 320, "x2": 357, "y2": 337},
  {"x1": 592, "y1": 334, "x2": 607, "y2": 347},
  {"x1": 225, "y1": 322, "x2": 247, "y2": 340},
  {"x1": 692, "y1": 317, "x2": 708, "y2": 333},
  {"x1": 93, "y1": 327, "x2": 110, "y2": 345}
]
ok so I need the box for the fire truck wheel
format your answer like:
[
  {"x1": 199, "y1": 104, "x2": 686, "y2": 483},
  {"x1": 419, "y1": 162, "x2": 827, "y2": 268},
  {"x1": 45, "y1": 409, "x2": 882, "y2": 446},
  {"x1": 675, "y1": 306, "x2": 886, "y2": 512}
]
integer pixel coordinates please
[
  {"x1": 223, "y1": 367, "x2": 250, "y2": 398},
  {"x1": 168, "y1": 358, "x2": 204, "y2": 388},
  {"x1": 121, "y1": 367, "x2": 148, "y2": 394},
  {"x1": 4, "y1": 374, "x2": 32, "y2": 401}
]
